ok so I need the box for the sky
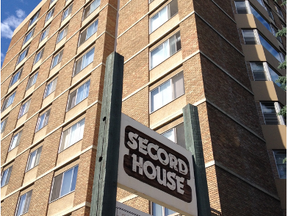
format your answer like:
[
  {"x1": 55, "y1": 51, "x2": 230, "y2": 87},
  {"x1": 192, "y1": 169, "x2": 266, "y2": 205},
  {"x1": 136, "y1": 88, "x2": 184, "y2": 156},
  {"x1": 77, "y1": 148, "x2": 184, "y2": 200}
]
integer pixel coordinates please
[{"x1": 1, "y1": 0, "x2": 41, "y2": 66}]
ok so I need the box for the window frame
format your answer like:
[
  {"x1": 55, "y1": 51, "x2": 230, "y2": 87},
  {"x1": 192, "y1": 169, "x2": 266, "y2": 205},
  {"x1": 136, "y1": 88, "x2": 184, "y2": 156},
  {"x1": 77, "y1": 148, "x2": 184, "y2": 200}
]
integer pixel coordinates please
[
  {"x1": 56, "y1": 25, "x2": 68, "y2": 43},
  {"x1": 49, "y1": 165, "x2": 78, "y2": 202},
  {"x1": 35, "y1": 109, "x2": 51, "y2": 132},
  {"x1": 83, "y1": 0, "x2": 101, "y2": 20},
  {"x1": 26, "y1": 72, "x2": 39, "y2": 90},
  {"x1": 62, "y1": 3, "x2": 73, "y2": 21},
  {"x1": 260, "y1": 101, "x2": 285, "y2": 125},
  {"x1": 273, "y1": 150, "x2": 286, "y2": 179},
  {"x1": 23, "y1": 28, "x2": 35, "y2": 45},
  {"x1": 2, "y1": 91, "x2": 16, "y2": 112},
  {"x1": 9, "y1": 130, "x2": 23, "y2": 151},
  {"x1": 149, "y1": 71, "x2": 184, "y2": 112},
  {"x1": 9, "y1": 68, "x2": 23, "y2": 87},
  {"x1": 34, "y1": 47, "x2": 45, "y2": 65},
  {"x1": 1, "y1": 166, "x2": 12, "y2": 187},
  {"x1": 1, "y1": 118, "x2": 8, "y2": 133},
  {"x1": 45, "y1": 7, "x2": 55, "y2": 23},
  {"x1": 78, "y1": 19, "x2": 98, "y2": 46},
  {"x1": 17, "y1": 46, "x2": 29, "y2": 65},
  {"x1": 162, "y1": 122, "x2": 185, "y2": 148},
  {"x1": 29, "y1": 10, "x2": 40, "y2": 27},
  {"x1": 66, "y1": 80, "x2": 90, "y2": 111},
  {"x1": 15, "y1": 190, "x2": 32, "y2": 216},
  {"x1": 40, "y1": 26, "x2": 50, "y2": 42},
  {"x1": 26, "y1": 146, "x2": 42, "y2": 172},
  {"x1": 59, "y1": 118, "x2": 85, "y2": 152},
  {"x1": 44, "y1": 77, "x2": 58, "y2": 98},
  {"x1": 51, "y1": 50, "x2": 63, "y2": 69},
  {"x1": 73, "y1": 47, "x2": 95, "y2": 76},
  {"x1": 18, "y1": 99, "x2": 31, "y2": 119}
]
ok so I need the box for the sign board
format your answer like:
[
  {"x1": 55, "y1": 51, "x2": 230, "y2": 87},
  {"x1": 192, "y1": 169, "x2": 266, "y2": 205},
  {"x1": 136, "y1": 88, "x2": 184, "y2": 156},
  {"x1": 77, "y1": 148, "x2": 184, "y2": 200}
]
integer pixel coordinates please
[
  {"x1": 118, "y1": 114, "x2": 197, "y2": 216},
  {"x1": 116, "y1": 202, "x2": 151, "y2": 216}
]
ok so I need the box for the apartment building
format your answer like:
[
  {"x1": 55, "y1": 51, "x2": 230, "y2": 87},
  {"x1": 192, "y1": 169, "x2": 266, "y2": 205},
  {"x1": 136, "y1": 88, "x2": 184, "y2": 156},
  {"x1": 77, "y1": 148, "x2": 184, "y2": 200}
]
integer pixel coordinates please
[{"x1": 1, "y1": 0, "x2": 286, "y2": 215}]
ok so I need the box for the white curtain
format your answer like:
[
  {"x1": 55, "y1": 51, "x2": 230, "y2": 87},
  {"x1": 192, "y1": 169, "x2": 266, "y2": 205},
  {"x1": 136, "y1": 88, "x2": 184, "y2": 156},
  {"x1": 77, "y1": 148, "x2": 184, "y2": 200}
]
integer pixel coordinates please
[{"x1": 150, "y1": 6, "x2": 168, "y2": 32}]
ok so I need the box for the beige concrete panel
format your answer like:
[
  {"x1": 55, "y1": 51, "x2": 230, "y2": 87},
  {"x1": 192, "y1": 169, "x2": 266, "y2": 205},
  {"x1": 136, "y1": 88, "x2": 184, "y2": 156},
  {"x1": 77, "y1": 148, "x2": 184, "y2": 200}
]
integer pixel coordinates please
[
  {"x1": 275, "y1": 179, "x2": 286, "y2": 209},
  {"x1": 49, "y1": 64, "x2": 62, "y2": 78},
  {"x1": 274, "y1": 85, "x2": 286, "y2": 105},
  {"x1": 82, "y1": 7, "x2": 100, "y2": 27},
  {"x1": 61, "y1": 15, "x2": 72, "y2": 28},
  {"x1": 150, "y1": 51, "x2": 182, "y2": 81},
  {"x1": 23, "y1": 167, "x2": 38, "y2": 186},
  {"x1": 39, "y1": 37, "x2": 48, "y2": 48},
  {"x1": 47, "y1": 193, "x2": 75, "y2": 216},
  {"x1": 72, "y1": 64, "x2": 94, "y2": 85},
  {"x1": 1, "y1": 185, "x2": 8, "y2": 199},
  {"x1": 150, "y1": 28, "x2": 180, "y2": 50},
  {"x1": 57, "y1": 141, "x2": 82, "y2": 166},
  {"x1": 149, "y1": 0, "x2": 165, "y2": 12},
  {"x1": 55, "y1": 159, "x2": 79, "y2": 176},
  {"x1": 262, "y1": 125, "x2": 286, "y2": 149},
  {"x1": 156, "y1": 116, "x2": 183, "y2": 134},
  {"x1": 65, "y1": 99, "x2": 88, "y2": 121},
  {"x1": 49, "y1": 0, "x2": 57, "y2": 9},
  {"x1": 1, "y1": 106, "x2": 12, "y2": 118},
  {"x1": 32, "y1": 59, "x2": 43, "y2": 72},
  {"x1": 150, "y1": 66, "x2": 183, "y2": 89},
  {"x1": 243, "y1": 45, "x2": 266, "y2": 61},
  {"x1": 15, "y1": 58, "x2": 27, "y2": 71},
  {"x1": 22, "y1": 38, "x2": 33, "y2": 49},
  {"x1": 6, "y1": 147, "x2": 18, "y2": 162},
  {"x1": 16, "y1": 113, "x2": 28, "y2": 128},
  {"x1": 150, "y1": 15, "x2": 179, "y2": 42},
  {"x1": 33, "y1": 126, "x2": 48, "y2": 143},
  {"x1": 77, "y1": 33, "x2": 98, "y2": 54},
  {"x1": 7, "y1": 80, "x2": 20, "y2": 94},
  {"x1": 25, "y1": 85, "x2": 36, "y2": 98},
  {"x1": 44, "y1": 17, "x2": 53, "y2": 28},
  {"x1": 150, "y1": 95, "x2": 186, "y2": 126},
  {"x1": 55, "y1": 37, "x2": 67, "y2": 51},
  {"x1": 42, "y1": 92, "x2": 56, "y2": 108},
  {"x1": 66, "y1": 0, "x2": 73, "y2": 6},
  {"x1": 235, "y1": 14, "x2": 256, "y2": 28},
  {"x1": 251, "y1": 81, "x2": 278, "y2": 101}
]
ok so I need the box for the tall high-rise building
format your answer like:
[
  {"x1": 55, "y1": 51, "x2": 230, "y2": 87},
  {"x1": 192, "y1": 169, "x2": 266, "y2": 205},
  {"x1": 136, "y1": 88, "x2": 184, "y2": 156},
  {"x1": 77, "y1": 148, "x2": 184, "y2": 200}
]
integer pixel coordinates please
[{"x1": 1, "y1": 0, "x2": 286, "y2": 215}]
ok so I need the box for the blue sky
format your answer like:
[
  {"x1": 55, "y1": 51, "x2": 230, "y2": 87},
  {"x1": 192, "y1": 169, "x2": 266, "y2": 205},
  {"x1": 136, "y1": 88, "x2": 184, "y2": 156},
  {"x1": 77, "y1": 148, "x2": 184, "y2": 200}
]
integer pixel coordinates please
[{"x1": 1, "y1": 0, "x2": 41, "y2": 66}]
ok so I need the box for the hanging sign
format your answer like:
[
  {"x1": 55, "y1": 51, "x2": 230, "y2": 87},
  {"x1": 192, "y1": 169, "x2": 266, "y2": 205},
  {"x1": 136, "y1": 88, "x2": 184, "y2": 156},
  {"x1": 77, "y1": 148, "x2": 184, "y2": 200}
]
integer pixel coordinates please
[{"x1": 118, "y1": 114, "x2": 197, "y2": 216}]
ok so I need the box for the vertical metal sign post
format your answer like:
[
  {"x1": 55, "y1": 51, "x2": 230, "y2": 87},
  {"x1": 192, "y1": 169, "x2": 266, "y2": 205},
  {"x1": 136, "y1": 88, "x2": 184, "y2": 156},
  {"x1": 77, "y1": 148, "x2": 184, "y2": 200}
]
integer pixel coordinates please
[
  {"x1": 183, "y1": 104, "x2": 211, "y2": 216},
  {"x1": 90, "y1": 52, "x2": 124, "y2": 216}
]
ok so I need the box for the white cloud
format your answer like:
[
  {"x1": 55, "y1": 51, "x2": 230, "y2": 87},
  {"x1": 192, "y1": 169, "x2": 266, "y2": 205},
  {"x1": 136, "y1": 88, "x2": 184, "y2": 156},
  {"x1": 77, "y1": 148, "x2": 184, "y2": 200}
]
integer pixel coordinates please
[
  {"x1": 1, "y1": 9, "x2": 26, "y2": 39},
  {"x1": 1, "y1": 53, "x2": 5, "y2": 63}
]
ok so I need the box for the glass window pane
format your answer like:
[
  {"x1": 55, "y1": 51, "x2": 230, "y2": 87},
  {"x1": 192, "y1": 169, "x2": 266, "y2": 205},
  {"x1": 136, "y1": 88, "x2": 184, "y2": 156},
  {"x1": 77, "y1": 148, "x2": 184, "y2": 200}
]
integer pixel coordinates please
[
  {"x1": 151, "y1": 40, "x2": 169, "y2": 68},
  {"x1": 151, "y1": 88, "x2": 160, "y2": 112},
  {"x1": 160, "y1": 80, "x2": 172, "y2": 105},
  {"x1": 250, "y1": 62, "x2": 267, "y2": 81},
  {"x1": 162, "y1": 128, "x2": 175, "y2": 142},
  {"x1": 235, "y1": 1, "x2": 248, "y2": 14},
  {"x1": 242, "y1": 30, "x2": 257, "y2": 44},
  {"x1": 71, "y1": 166, "x2": 78, "y2": 191},
  {"x1": 172, "y1": 72, "x2": 184, "y2": 98},
  {"x1": 150, "y1": 6, "x2": 168, "y2": 32},
  {"x1": 51, "y1": 174, "x2": 62, "y2": 201},
  {"x1": 250, "y1": 6, "x2": 271, "y2": 32},
  {"x1": 60, "y1": 168, "x2": 73, "y2": 196},
  {"x1": 27, "y1": 151, "x2": 36, "y2": 171},
  {"x1": 16, "y1": 194, "x2": 26, "y2": 216},
  {"x1": 258, "y1": 34, "x2": 282, "y2": 62},
  {"x1": 152, "y1": 203, "x2": 163, "y2": 216}
]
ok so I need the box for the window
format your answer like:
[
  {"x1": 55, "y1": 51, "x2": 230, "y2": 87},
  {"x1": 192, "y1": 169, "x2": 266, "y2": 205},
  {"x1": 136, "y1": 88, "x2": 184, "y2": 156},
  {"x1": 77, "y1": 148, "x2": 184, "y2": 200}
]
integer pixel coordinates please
[
  {"x1": 266, "y1": 5, "x2": 274, "y2": 20},
  {"x1": 26, "y1": 72, "x2": 38, "y2": 90},
  {"x1": 83, "y1": 0, "x2": 101, "y2": 20},
  {"x1": 16, "y1": 190, "x2": 32, "y2": 216},
  {"x1": 50, "y1": 165, "x2": 78, "y2": 202},
  {"x1": 50, "y1": 0, "x2": 57, "y2": 5},
  {"x1": 67, "y1": 80, "x2": 90, "y2": 110},
  {"x1": 1, "y1": 166, "x2": 12, "y2": 187},
  {"x1": 235, "y1": 1, "x2": 249, "y2": 14},
  {"x1": 17, "y1": 46, "x2": 29, "y2": 65},
  {"x1": 18, "y1": 99, "x2": 31, "y2": 119},
  {"x1": 275, "y1": 4, "x2": 284, "y2": 18},
  {"x1": 73, "y1": 48, "x2": 94, "y2": 76},
  {"x1": 45, "y1": 7, "x2": 55, "y2": 22},
  {"x1": 260, "y1": 102, "x2": 285, "y2": 125},
  {"x1": 62, "y1": 3, "x2": 73, "y2": 21},
  {"x1": 57, "y1": 25, "x2": 68, "y2": 43},
  {"x1": 162, "y1": 123, "x2": 185, "y2": 148},
  {"x1": 2, "y1": 91, "x2": 16, "y2": 111},
  {"x1": 29, "y1": 10, "x2": 40, "y2": 27},
  {"x1": 256, "y1": 0, "x2": 265, "y2": 7},
  {"x1": 250, "y1": 62, "x2": 282, "y2": 87},
  {"x1": 242, "y1": 29, "x2": 284, "y2": 62},
  {"x1": 150, "y1": 0, "x2": 178, "y2": 33},
  {"x1": 36, "y1": 109, "x2": 50, "y2": 132},
  {"x1": 250, "y1": 6, "x2": 271, "y2": 32},
  {"x1": 273, "y1": 150, "x2": 286, "y2": 179},
  {"x1": 9, "y1": 130, "x2": 22, "y2": 151},
  {"x1": 150, "y1": 72, "x2": 184, "y2": 112},
  {"x1": 40, "y1": 26, "x2": 50, "y2": 42},
  {"x1": 26, "y1": 147, "x2": 42, "y2": 171},
  {"x1": 59, "y1": 118, "x2": 85, "y2": 152},
  {"x1": 34, "y1": 48, "x2": 44, "y2": 64},
  {"x1": 152, "y1": 203, "x2": 176, "y2": 216},
  {"x1": 44, "y1": 77, "x2": 58, "y2": 98},
  {"x1": 150, "y1": 31, "x2": 181, "y2": 69},
  {"x1": 78, "y1": 20, "x2": 98, "y2": 46},
  {"x1": 23, "y1": 28, "x2": 35, "y2": 44},
  {"x1": 51, "y1": 50, "x2": 63, "y2": 68},
  {"x1": 1, "y1": 118, "x2": 8, "y2": 133},
  {"x1": 9, "y1": 68, "x2": 22, "y2": 87}
]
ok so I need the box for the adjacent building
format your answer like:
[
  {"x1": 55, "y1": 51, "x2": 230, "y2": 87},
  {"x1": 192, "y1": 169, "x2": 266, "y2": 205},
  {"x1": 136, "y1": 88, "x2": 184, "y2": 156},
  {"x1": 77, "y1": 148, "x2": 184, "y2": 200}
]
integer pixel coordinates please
[{"x1": 1, "y1": 0, "x2": 286, "y2": 215}]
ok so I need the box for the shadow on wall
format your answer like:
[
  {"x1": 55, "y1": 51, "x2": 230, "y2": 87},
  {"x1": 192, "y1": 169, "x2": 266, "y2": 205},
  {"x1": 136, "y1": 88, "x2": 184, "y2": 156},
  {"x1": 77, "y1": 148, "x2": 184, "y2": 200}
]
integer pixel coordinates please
[{"x1": 211, "y1": 208, "x2": 222, "y2": 216}]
